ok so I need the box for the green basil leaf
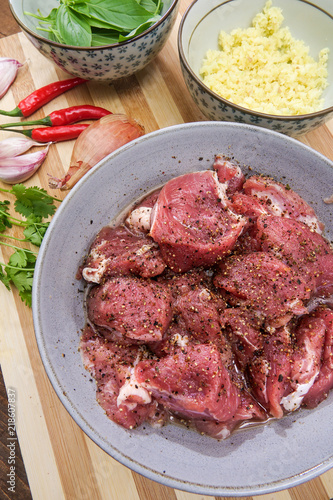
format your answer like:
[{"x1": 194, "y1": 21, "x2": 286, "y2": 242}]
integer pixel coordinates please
[
  {"x1": 118, "y1": 14, "x2": 160, "y2": 41},
  {"x1": 73, "y1": 0, "x2": 156, "y2": 31},
  {"x1": 137, "y1": 0, "x2": 162, "y2": 15},
  {"x1": 84, "y1": 16, "x2": 125, "y2": 31},
  {"x1": 91, "y1": 29, "x2": 120, "y2": 46},
  {"x1": 63, "y1": 0, "x2": 90, "y2": 16},
  {"x1": 26, "y1": 0, "x2": 164, "y2": 47},
  {"x1": 56, "y1": 4, "x2": 92, "y2": 46},
  {"x1": 25, "y1": 8, "x2": 65, "y2": 43},
  {"x1": 24, "y1": 7, "x2": 58, "y2": 24}
]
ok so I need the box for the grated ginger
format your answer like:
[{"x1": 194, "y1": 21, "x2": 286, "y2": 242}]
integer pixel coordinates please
[{"x1": 199, "y1": 1, "x2": 329, "y2": 115}]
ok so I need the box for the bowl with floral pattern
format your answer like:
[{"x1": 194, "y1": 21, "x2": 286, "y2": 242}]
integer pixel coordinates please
[
  {"x1": 9, "y1": 0, "x2": 179, "y2": 81},
  {"x1": 178, "y1": 0, "x2": 333, "y2": 137}
]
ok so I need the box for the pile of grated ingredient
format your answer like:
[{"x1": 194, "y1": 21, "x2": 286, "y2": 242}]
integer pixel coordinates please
[{"x1": 199, "y1": 1, "x2": 329, "y2": 115}]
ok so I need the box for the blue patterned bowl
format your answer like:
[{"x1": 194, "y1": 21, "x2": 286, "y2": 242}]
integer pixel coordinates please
[
  {"x1": 178, "y1": 0, "x2": 333, "y2": 137},
  {"x1": 9, "y1": 0, "x2": 179, "y2": 81}
]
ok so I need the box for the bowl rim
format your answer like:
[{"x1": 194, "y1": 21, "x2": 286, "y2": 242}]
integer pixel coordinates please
[
  {"x1": 9, "y1": 0, "x2": 179, "y2": 50},
  {"x1": 177, "y1": 0, "x2": 333, "y2": 121}
]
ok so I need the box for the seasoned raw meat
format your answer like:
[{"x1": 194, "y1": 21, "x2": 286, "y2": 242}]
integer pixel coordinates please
[
  {"x1": 156, "y1": 268, "x2": 227, "y2": 348},
  {"x1": 87, "y1": 276, "x2": 173, "y2": 343},
  {"x1": 150, "y1": 171, "x2": 246, "y2": 272},
  {"x1": 156, "y1": 267, "x2": 212, "y2": 299},
  {"x1": 80, "y1": 326, "x2": 164, "y2": 429},
  {"x1": 220, "y1": 308, "x2": 264, "y2": 370},
  {"x1": 248, "y1": 327, "x2": 293, "y2": 418},
  {"x1": 80, "y1": 225, "x2": 166, "y2": 283},
  {"x1": 243, "y1": 175, "x2": 324, "y2": 233},
  {"x1": 231, "y1": 223, "x2": 262, "y2": 255},
  {"x1": 213, "y1": 154, "x2": 245, "y2": 194},
  {"x1": 135, "y1": 344, "x2": 240, "y2": 423},
  {"x1": 125, "y1": 207, "x2": 152, "y2": 235},
  {"x1": 173, "y1": 287, "x2": 225, "y2": 344},
  {"x1": 280, "y1": 310, "x2": 326, "y2": 412},
  {"x1": 125, "y1": 189, "x2": 161, "y2": 235},
  {"x1": 231, "y1": 192, "x2": 268, "y2": 220},
  {"x1": 148, "y1": 321, "x2": 191, "y2": 357},
  {"x1": 214, "y1": 252, "x2": 310, "y2": 327},
  {"x1": 194, "y1": 390, "x2": 267, "y2": 439},
  {"x1": 258, "y1": 215, "x2": 333, "y2": 297},
  {"x1": 303, "y1": 307, "x2": 333, "y2": 408},
  {"x1": 78, "y1": 159, "x2": 333, "y2": 439}
]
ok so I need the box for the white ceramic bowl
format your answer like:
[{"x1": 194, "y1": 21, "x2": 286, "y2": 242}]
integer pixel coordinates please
[
  {"x1": 178, "y1": 0, "x2": 333, "y2": 137},
  {"x1": 9, "y1": 0, "x2": 179, "y2": 81},
  {"x1": 32, "y1": 122, "x2": 333, "y2": 496}
]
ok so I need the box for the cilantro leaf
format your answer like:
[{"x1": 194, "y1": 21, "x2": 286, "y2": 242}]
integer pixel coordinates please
[
  {"x1": 0, "y1": 200, "x2": 12, "y2": 232},
  {"x1": 8, "y1": 248, "x2": 30, "y2": 268},
  {"x1": 7, "y1": 268, "x2": 35, "y2": 293},
  {"x1": 18, "y1": 289, "x2": 34, "y2": 308},
  {"x1": 11, "y1": 185, "x2": 57, "y2": 218},
  {"x1": 4, "y1": 250, "x2": 37, "y2": 307},
  {"x1": 0, "y1": 265, "x2": 11, "y2": 290},
  {"x1": 23, "y1": 216, "x2": 50, "y2": 247}
]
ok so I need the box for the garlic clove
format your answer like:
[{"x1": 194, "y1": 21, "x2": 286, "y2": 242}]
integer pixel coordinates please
[
  {"x1": 0, "y1": 58, "x2": 23, "y2": 99},
  {"x1": 0, "y1": 145, "x2": 50, "y2": 184},
  {"x1": 0, "y1": 136, "x2": 49, "y2": 159}
]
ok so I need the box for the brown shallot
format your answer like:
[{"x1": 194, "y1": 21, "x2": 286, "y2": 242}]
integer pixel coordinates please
[{"x1": 48, "y1": 114, "x2": 145, "y2": 190}]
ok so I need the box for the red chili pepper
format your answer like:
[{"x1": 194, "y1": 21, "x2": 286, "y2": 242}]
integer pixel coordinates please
[
  {"x1": 0, "y1": 105, "x2": 112, "y2": 129},
  {"x1": 0, "y1": 77, "x2": 87, "y2": 118},
  {"x1": 4, "y1": 124, "x2": 90, "y2": 142}
]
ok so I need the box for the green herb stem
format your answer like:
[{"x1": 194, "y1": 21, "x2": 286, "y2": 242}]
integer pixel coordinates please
[
  {"x1": 0, "y1": 240, "x2": 38, "y2": 255},
  {"x1": 0, "y1": 209, "x2": 26, "y2": 227},
  {"x1": 0, "y1": 233, "x2": 28, "y2": 243},
  {"x1": 0, "y1": 261, "x2": 35, "y2": 272},
  {"x1": 0, "y1": 208, "x2": 49, "y2": 228}
]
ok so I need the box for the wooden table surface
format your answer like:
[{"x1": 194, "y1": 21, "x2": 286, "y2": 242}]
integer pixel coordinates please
[{"x1": 0, "y1": 1, "x2": 333, "y2": 499}]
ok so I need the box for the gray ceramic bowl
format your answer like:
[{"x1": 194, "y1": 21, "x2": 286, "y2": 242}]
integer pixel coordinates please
[
  {"x1": 32, "y1": 122, "x2": 333, "y2": 496},
  {"x1": 9, "y1": 0, "x2": 179, "y2": 81},
  {"x1": 178, "y1": 0, "x2": 333, "y2": 137}
]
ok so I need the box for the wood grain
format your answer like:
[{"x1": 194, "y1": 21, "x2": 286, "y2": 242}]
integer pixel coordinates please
[{"x1": 0, "y1": 1, "x2": 332, "y2": 499}]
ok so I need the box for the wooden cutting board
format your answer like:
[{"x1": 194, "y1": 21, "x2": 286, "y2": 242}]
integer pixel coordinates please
[{"x1": 0, "y1": 2, "x2": 333, "y2": 498}]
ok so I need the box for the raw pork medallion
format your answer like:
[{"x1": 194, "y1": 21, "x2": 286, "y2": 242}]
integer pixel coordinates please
[{"x1": 78, "y1": 154, "x2": 333, "y2": 439}]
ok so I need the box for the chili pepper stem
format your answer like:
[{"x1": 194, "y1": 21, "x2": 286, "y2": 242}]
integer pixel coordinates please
[
  {"x1": 1, "y1": 128, "x2": 33, "y2": 138},
  {"x1": 0, "y1": 116, "x2": 51, "y2": 128},
  {"x1": 0, "y1": 107, "x2": 23, "y2": 117}
]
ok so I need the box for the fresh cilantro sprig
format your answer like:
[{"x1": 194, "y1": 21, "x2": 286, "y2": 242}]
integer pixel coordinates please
[{"x1": 0, "y1": 185, "x2": 61, "y2": 307}]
